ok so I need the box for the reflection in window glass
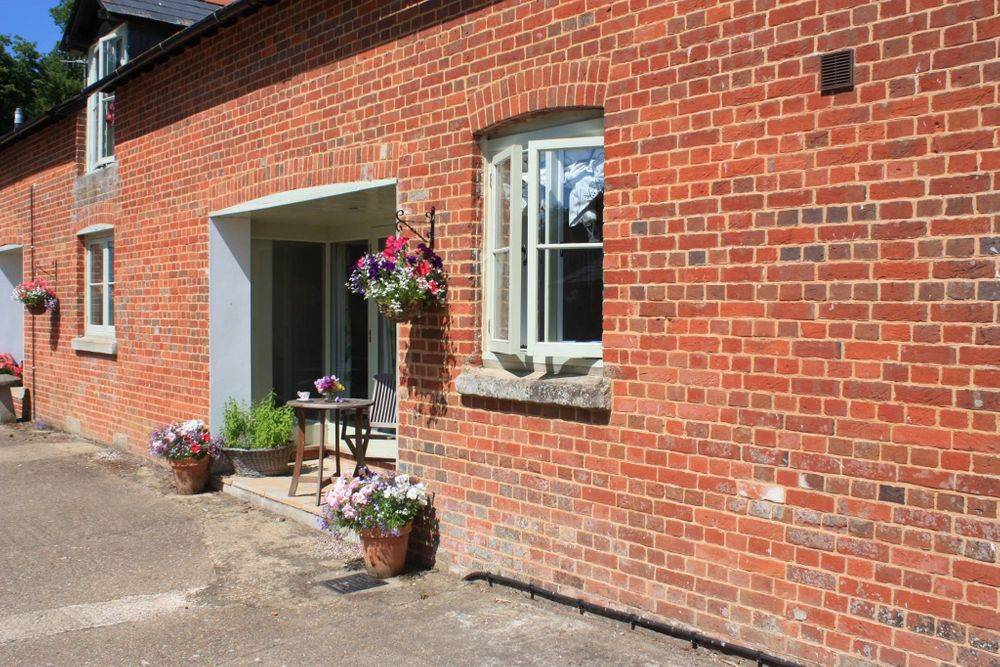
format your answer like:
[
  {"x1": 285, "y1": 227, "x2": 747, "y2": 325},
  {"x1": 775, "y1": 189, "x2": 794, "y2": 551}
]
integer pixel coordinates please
[{"x1": 537, "y1": 146, "x2": 604, "y2": 344}]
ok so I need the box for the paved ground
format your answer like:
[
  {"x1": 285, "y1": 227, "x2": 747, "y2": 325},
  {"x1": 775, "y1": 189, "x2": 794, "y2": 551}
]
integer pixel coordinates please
[{"x1": 0, "y1": 423, "x2": 742, "y2": 666}]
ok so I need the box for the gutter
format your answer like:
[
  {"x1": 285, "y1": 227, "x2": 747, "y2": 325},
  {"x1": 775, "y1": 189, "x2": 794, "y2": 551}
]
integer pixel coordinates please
[
  {"x1": 464, "y1": 572, "x2": 802, "y2": 667},
  {"x1": 0, "y1": 0, "x2": 281, "y2": 150}
]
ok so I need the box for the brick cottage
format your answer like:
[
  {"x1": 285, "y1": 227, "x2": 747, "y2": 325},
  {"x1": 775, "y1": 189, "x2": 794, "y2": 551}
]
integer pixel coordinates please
[{"x1": 0, "y1": 0, "x2": 998, "y2": 664}]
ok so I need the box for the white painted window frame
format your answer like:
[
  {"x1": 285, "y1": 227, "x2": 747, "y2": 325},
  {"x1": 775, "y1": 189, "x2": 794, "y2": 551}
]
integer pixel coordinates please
[
  {"x1": 86, "y1": 24, "x2": 127, "y2": 171},
  {"x1": 526, "y1": 136, "x2": 604, "y2": 359},
  {"x1": 84, "y1": 234, "x2": 115, "y2": 337},
  {"x1": 485, "y1": 145, "x2": 522, "y2": 355},
  {"x1": 482, "y1": 121, "x2": 604, "y2": 362}
]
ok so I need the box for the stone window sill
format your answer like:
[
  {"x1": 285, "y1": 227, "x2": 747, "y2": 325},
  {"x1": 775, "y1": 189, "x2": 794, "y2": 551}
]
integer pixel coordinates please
[
  {"x1": 71, "y1": 335, "x2": 118, "y2": 356},
  {"x1": 455, "y1": 366, "x2": 610, "y2": 410}
]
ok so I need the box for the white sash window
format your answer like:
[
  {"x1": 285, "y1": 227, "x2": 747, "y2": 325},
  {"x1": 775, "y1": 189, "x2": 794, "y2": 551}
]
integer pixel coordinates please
[
  {"x1": 86, "y1": 25, "x2": 127, "y2": 170},
  {"x1": 84, "y1": 234, "x2": 115, "y2": 336}
]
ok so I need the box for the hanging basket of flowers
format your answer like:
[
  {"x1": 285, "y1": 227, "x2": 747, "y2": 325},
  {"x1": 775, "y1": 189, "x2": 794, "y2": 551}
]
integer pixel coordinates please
[
  {"x1": 13, "y1": 279, "x2": 58, "y2": 315},
  {"x1": 347, "y1": 236, "x2": 446, "y2": 323}
]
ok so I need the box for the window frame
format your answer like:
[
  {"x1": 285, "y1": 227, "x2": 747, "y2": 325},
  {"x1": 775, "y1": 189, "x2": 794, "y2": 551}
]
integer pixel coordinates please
[
  {"x1": 84, "y1": 234, "x2": 115, "y2": 337},
  {"x1": 86, "y1": 24, "x2": 127, "y2": 171},
  {"x1": 526, "y1": 136, "x2": 604, "y2": 360},
  {"x1": 481, "y1": 116, "x2": 605, "y2": 364},
  {"x1": 485, "y1": 144, "x2": 523, "y2": 355}
]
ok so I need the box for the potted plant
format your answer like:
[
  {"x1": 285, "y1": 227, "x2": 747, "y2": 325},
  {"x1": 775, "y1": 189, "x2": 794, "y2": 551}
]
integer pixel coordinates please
[
  {"x1": 323, "y1": 473, "x2": 429, "y2": 578},
  {"x1": 347, "y1": 236, "x2": 446, "y2": 322},
  {"x1": 314, "y1": 374, "x2": 345, "y2": 402},
  {"x1": 149, "y1": 420, "x2": 221, "y2": 494},
  {"x1": 219, "y1": 392, "x2": 295, "y2": 477},
  {"x1": 0, "y1": 353, "x2": 22, "y2": 380},
  {"x1": 12, "y1": 279, "x2": 57, "y2": 315}
]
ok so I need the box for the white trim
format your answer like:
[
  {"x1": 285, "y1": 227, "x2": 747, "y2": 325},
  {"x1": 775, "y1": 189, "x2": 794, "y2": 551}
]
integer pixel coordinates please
[
  {"x1": 76, "y1": 224, "x2": 114, "y2": 237},
  {"x1": 0, "y1": 244, "x2": 23, "y2": 254},
  {"x1": 210, "y1": 179, "x2": 397, "y2": 218},
  {"x1": 485, "y1": 146, "x2": 522, "y2": 355}
]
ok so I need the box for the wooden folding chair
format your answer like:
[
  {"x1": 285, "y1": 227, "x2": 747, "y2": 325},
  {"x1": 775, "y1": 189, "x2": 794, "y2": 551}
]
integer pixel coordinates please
[{"x1": 340, "y1": 373, "x2": 397, "y2": 469}]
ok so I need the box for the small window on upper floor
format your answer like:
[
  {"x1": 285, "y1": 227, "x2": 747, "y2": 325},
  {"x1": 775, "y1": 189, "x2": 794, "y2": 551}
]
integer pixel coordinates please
[
  {"x1": 86, "y1": 25, "x2": 127, "y2": 170},
  {"x1": 481, "y1": 112, "x2": 605, "y2": 366}
]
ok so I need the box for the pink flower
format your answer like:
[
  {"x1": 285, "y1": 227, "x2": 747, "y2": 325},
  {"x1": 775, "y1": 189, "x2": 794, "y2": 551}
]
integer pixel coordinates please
[
  {"x1": 427, "y1": 280, "x2": 439, "y2": 295},
  {"x1": 416, "y1": 261, "x2": 431, "y2": 277}
]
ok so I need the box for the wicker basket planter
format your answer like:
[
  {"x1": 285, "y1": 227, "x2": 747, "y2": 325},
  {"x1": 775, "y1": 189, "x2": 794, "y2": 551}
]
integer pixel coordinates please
[{"x1": 222, "y1": 444, "x2": 294, "y2": 477}]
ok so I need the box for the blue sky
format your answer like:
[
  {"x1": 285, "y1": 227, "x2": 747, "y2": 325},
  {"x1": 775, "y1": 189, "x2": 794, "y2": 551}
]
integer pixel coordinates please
[{"x1": 1, "y1": 0, "x2": 64, "y2": 49}]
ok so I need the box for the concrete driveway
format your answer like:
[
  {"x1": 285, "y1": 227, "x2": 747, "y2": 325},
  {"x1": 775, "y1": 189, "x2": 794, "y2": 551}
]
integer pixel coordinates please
[{"x1": 0, "y1": 424, "x2": 739, "y2": 666}]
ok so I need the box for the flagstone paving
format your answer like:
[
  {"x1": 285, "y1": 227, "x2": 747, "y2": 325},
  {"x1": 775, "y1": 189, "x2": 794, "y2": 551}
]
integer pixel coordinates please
[{"x1": 0, "y1": 424, "x2": 745, "y2": 666}]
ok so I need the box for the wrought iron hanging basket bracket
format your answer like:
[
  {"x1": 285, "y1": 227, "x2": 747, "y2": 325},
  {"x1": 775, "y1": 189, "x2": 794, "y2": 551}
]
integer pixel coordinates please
[{"x1": 395, "y1": 207, "x2": 436, "y2": 250}]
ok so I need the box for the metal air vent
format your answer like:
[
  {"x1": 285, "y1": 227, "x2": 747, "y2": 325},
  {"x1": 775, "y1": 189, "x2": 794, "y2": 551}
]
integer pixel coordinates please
[{"x1": 820, "y1": 50, "x2": 854, "y2": 94}]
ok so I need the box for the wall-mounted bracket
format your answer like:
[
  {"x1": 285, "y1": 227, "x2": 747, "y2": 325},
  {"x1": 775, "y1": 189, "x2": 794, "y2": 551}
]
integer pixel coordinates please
[{"x1": 395, "y1": 207, "x2": 436, "y2": 250}]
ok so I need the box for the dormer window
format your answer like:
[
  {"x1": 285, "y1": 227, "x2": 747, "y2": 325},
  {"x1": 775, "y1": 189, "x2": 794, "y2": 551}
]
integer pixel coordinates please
[{"x1": 86, "y1": 24, "x2": 127, "y2": 170}]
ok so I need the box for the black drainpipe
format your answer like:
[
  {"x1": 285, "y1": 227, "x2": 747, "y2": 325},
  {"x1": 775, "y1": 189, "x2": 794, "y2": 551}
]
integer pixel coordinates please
[{"x1": 464, "y1": 572, "x2": 802, "y2": 667}]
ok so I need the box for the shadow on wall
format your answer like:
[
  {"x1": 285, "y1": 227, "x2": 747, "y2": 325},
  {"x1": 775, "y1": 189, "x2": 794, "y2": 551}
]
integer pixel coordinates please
[
  {"x1": 403, "y1": 310, "x2": 455, "y2": 426},
  {"x1": 459, "y1": 393, "x2": 612, "y2": 427},
  {"x1": 47, "y1": 307, "x2": 60, "y2": 350},
  {"x1": 408, "y1": 499, "x2": 440, "y2": 571},
  {"x1": 118, "y1": 0, "x2": 507, "y2": 143}
]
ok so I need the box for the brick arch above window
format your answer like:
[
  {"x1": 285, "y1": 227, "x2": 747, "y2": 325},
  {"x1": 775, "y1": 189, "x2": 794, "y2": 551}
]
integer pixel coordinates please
[{"x1": 467, "y1": 59, "x2": 610, "y2": 136}]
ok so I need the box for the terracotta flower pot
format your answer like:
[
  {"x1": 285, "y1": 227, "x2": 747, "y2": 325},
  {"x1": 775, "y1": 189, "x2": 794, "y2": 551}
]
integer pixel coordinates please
[
  {"x1": 170, "y1": 456, "x2": 210, "y2": 494},
  {"x1": 358, "y1": 521, "x2": 412, "y2": 578}
]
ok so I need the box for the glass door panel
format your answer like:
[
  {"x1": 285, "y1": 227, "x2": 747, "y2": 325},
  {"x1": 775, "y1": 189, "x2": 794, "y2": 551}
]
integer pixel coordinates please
[
  {"x1": 332, "y1": 241, "x2": 370, "y2": 398},
  {"x1": 271, "y1": 241, "x2": 325, "y2": 404}
]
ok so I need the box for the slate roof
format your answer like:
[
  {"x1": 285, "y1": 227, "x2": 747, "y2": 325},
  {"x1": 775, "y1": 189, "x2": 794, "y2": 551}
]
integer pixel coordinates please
[
  {"x1": 99, "y1": 0, "x2": 222, "y2": 27},
  {"x1": 60, "y1": 0, "x2": 225, "y2": 51}
]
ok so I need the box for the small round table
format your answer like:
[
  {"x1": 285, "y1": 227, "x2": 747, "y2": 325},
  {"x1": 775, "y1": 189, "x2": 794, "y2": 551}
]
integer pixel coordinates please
[{"x1": 286, "y1": 398, "x2": 374, "y2": 505}]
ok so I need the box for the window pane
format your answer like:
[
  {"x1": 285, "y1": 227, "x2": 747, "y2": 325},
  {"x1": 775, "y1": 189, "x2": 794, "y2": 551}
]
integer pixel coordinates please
[
  {"x1": 107, "y1": 241, "x2": 114, "y2": 283},
  {"x1": 89, "y1": 285, "x2": 104, "y2": 326},
  {"x1": 90, "y1": 244, "x2": 103, "y2": 284},
  {"x1": 538, "y1": 146, "x2": 605, "y2": 245},
  {"x1": 102, "y1": 37, "x2": 122, "y2": 77},
  {"x1": 538, "y1": 248, "x2": 602, "y2": 344},
  {"x1": 100, "y1": 96, "x2": 115, "y2": 159},
  {"x1": 495, "y1": 156, "x2": 511, "y2": 249},
  {"x1": 492, "y1": 249, "x2": 509, "y2": 341},
  {"x1": 108, "y1": 284, "x2": 115, "y2": 327}
]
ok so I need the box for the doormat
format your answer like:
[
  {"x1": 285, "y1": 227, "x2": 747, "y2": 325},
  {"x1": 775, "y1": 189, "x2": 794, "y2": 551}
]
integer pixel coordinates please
[{"x1": 321, "y1": 573, "x2": 389, "y2": 595}]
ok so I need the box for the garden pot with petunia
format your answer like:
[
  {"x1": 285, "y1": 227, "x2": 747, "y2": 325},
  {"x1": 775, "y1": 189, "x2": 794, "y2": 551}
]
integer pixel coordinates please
[
  {"x1": 323, "y1": 473, "x2": 429, "y2": 578},
  {"x1": 170, "y1": 456, "x2": 211, "y2": 495},
  {"x1": 149, "y1": 420, "x2": 221, "y2": 494},
  {"x1": 358, "y1": 522, "x2": 413, "y2": 578}
]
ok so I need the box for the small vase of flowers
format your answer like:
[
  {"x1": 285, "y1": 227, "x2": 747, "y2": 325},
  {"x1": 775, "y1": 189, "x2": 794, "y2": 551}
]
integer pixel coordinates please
[
  {"x1": 347, "y1": 236, "x2": 446, "y2": 322},
  {"x1": 314, "y1": 374, "x2": 345, "y2": 402},
  {"x1": 13, "y1": 279, "x2": 57, "y2": 315},
  {"x1": 149, "y1": 420, "x2": 222, "y2": 494},
  {"x1": 323, "y1": 473, "x2": 429, "y2": 578}
]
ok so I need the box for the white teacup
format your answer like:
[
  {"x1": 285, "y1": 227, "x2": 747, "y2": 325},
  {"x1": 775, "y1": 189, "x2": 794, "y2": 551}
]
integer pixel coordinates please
[{"x1": 297, "y1": 391, "x2": 310, "y2": 401}]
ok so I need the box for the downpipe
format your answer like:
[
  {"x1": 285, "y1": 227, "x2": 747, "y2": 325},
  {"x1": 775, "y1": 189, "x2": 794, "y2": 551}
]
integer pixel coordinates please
[{"x1": 464, "y1": 572, "x2": 801, "y2": 667}]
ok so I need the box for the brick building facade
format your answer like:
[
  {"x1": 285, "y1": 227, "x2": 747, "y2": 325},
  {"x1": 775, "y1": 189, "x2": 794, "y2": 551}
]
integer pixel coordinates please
[{"x1": 0, "y1": 1, "x2": 998, "y2": 664}]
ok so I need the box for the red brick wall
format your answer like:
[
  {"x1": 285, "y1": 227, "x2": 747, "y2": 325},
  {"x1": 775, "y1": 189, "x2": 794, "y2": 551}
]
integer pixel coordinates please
[{"x1": 0, "y1": 1, "x2": 997, "y2": 664}]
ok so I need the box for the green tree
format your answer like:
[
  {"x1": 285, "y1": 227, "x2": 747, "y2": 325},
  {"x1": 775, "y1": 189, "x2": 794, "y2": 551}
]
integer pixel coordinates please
[
  {"x1": 50, "y1": 0, "x2": 75, "y2": 31},
  {"x1": 0, "y1": 0, "x2": 83, "y2": 134}
]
